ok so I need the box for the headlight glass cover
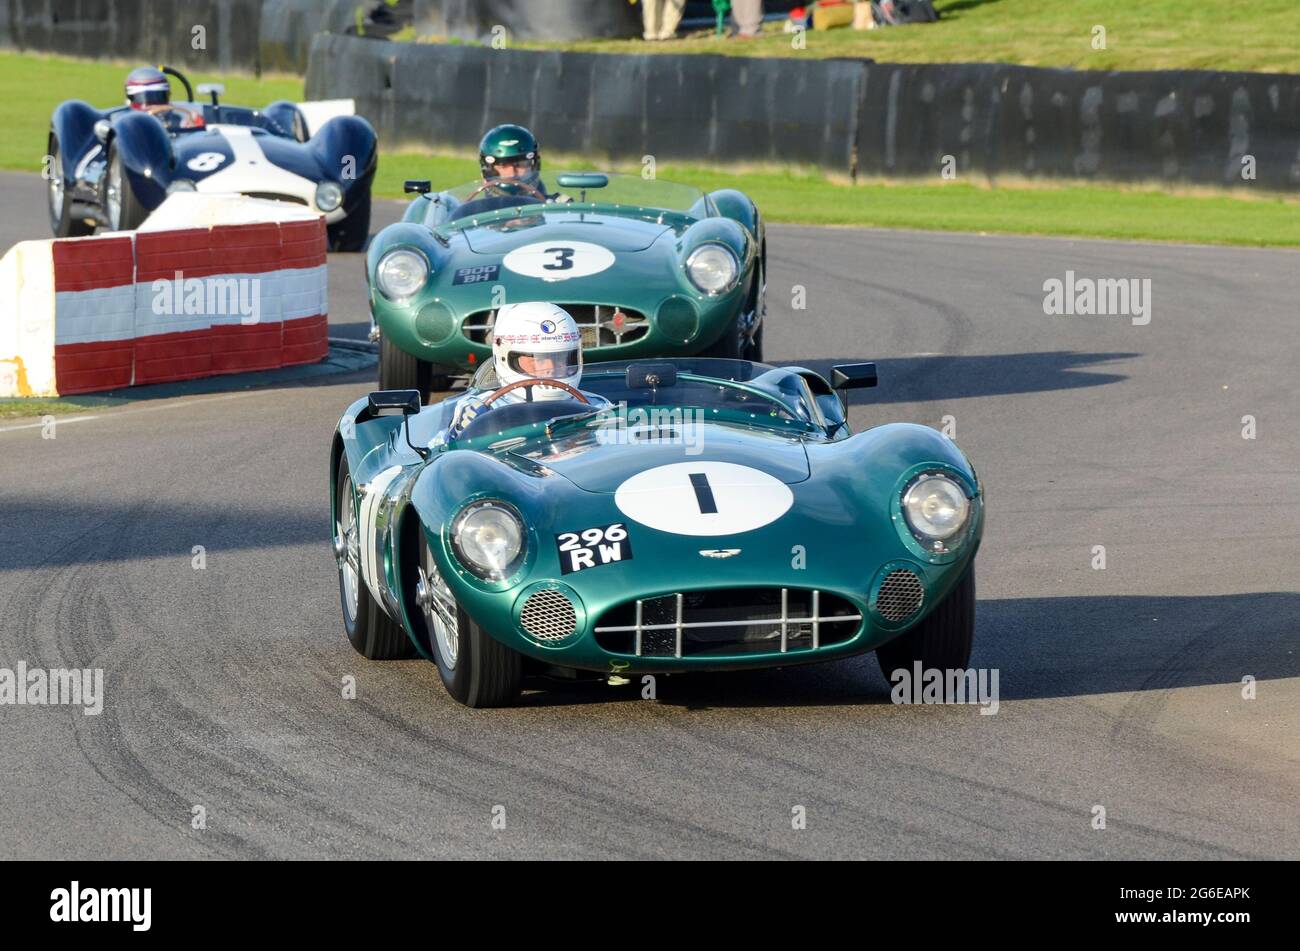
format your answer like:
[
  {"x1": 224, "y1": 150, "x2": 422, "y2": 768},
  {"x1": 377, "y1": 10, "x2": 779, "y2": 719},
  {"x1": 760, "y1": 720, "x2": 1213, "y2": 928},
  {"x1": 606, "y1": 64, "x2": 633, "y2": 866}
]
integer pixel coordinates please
[
  {"x1": 375, "y1": 248, "x2": 429, "y2": 300},
  {"x1": 453, "y1": 501, "x2": 525, "y2": 580},
  {"x1": 315, "y1": 181, "x2": 343, "y2": 211},
  {"x1": 902, "y1": 474, "x2": 971, "y2": 543},
  {"x1": 685, "y1": 244, "x2": 739, "y2": 295}
]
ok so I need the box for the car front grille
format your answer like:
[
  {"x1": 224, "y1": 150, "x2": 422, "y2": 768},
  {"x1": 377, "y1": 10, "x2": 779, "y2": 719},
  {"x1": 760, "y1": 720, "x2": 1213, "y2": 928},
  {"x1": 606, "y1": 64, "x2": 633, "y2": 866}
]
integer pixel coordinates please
[
  {"x1": 593, "y1": 588, "x2": 862, "y2": 658},
  {"x1": 461, "y1": 304, "x2": 650, "y2": 349}
]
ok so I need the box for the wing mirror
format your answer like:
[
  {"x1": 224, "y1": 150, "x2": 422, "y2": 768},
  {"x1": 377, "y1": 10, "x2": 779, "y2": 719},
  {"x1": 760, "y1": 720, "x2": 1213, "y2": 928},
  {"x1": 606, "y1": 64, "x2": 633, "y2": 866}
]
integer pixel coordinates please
[
  {"x1": 831, "y1": 363, "x2": 878, "y2": 391},
  {"x1": 831, "y1": 362, "x2": 877, "y2": 414},
  {"x1": 367, "y1": 390, "x2": 427, "y2": 457},
  {"x1": 404, "y1": 180, "x2": 432, "y2": 195},
  {"x1": 93, "y1": 119, "x2": 111, "y2": 142}
]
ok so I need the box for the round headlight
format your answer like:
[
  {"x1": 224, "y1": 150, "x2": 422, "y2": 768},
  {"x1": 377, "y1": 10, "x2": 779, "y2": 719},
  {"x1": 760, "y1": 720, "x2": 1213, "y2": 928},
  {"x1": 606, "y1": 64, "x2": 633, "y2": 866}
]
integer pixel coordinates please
[
  {"x1": 166, "y1": 179, "x2": 196, "y2": 194},
  {"x1": 452, "y1": 501, "x2": 524, "y2": 580},
  {"x1": 315, "y1": 181, "x2": 343, "y2": 212},
  {"x1": 902, "y1": 475, "x2": 971, "y2": 543},
  {"x1": 685, "y1": 244, "x2": 738, "y2": 295},
  {"x1": 375, "y1": 249, "x2": 429, "y2": 301}
]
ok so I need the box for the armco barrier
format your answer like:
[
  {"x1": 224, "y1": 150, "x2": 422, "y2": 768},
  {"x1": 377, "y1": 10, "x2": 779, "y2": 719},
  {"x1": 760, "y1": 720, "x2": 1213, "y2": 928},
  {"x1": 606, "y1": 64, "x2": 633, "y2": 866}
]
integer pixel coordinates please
[
  {"x1": 306, "y1": 34, "x2": 864, "y2": 170},
  {"x1": 854, "y1": 63, "x2": 1300, "y2": 189},
  {"x1": 307, "y1": 34, "x2": 1300, "y2": 191},
  {"x1": 0, "y1": 197, "x2": 328, "y2": 398}
]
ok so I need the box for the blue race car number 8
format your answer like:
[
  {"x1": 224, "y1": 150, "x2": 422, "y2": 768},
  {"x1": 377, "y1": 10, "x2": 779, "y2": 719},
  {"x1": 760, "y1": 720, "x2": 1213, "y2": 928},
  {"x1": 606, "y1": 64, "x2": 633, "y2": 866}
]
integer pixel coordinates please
[{"x1": 186, "y1": 152, "x2": 226, "y2": 172}]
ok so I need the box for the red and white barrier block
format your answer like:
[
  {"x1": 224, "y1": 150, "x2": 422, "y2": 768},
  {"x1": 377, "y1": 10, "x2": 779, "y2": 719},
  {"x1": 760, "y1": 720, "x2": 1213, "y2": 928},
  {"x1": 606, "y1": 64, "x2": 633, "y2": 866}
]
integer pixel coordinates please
[{"x1": 0, "y1": 194, "x2": 329, "y2": 398}]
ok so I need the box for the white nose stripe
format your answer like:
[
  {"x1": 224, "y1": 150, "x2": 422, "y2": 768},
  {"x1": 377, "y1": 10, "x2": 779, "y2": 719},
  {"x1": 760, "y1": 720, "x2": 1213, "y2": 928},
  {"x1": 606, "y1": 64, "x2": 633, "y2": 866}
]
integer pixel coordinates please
[{"x1": 614, "y1": 461, "x2": 792, "y2": 537}]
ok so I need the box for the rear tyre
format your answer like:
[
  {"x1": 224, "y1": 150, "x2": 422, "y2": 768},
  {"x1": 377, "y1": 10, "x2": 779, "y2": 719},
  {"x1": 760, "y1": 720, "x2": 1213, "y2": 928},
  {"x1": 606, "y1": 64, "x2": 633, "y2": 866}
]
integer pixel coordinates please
[
  {"x1": 47, "y1": 133, "x2": 93, "y2": 237},
  {"x1": 875, "y1": 564, "x2": 976, "y2": 681},
  {"x1": 378, "y1": 335, "x2": 451, "y2": 400},
  {"x1": 334, "y1": 458, "x2": 417, "y2": 659},
  {"x1": 103, "y1": 143, "x2": 149, "y2": 231},
  {"x1": 419, "y1": 536, "x2": 522, "y2": 708},
  {"x1": 328, "y1": 193, "x2": 371, "y2": 252}
]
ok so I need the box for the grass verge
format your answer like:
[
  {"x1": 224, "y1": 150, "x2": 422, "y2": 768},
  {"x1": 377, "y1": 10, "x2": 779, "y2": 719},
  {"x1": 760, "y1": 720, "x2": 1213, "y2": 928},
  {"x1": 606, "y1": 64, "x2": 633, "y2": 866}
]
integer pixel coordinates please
[
  {"x1": 375, "y1": 151, "x2": 1300, "y2": 247},
  {"x1": 0, "y1": 394, "x2": 129, "y2": 420}
]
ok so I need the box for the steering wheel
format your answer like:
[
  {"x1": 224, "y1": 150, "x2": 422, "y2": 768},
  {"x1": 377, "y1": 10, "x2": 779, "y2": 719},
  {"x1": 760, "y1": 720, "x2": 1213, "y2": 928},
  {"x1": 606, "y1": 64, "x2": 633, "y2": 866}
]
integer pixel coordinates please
[
  {"x1": 462, "y1": 179, "x2": 549, "y2": 204},
  {"x1": 479, "y1": 378, "x2": 591, "y2": 408},
  {"x1": 147, "y1": 103, "x2": 204, "y2": 129}
]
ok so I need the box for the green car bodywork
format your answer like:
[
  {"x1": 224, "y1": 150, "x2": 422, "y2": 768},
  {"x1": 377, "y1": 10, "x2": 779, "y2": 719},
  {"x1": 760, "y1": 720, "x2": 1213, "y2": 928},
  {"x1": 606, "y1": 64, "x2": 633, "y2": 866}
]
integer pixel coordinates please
[
  {"x1": 367, "y1": 174, "x2": 766, "y2": 392},
  {"x1": 330, "y1": 358, "x2": 984, "y2": 707}
]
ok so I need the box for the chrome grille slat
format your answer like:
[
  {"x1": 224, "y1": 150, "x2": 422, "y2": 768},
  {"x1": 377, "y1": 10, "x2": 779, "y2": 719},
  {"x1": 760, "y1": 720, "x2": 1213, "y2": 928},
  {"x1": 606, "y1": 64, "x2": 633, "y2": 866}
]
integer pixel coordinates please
[
  {"x1": 596, "y1": 614, "x2": 865, "y2": 634},
  {"x1": 780, "y1": 587, "x2": 788, "y2": 653},
  {"x1": 674, "y1": 592, "x2": 683, "y2": 659},
  {"x1": 812, "y1": 590, "x2": 820, "y2": 649}
]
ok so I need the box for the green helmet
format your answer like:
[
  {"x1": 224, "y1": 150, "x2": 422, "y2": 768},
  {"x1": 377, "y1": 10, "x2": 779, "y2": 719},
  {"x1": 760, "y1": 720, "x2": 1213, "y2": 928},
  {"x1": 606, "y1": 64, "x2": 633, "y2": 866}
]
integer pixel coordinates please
[{"x1": 479, "y1": 123, "x2": 541, "y2": 187}]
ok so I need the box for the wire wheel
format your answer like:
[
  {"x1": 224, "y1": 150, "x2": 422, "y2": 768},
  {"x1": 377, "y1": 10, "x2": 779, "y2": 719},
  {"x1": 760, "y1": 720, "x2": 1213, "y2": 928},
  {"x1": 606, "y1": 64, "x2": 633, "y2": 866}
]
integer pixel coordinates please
[
  {"x1": 334, "y1": 473, "x2": 361, "y2": 625},
  {"x1": 419, "y1": 537, "x2": 459, "y2": 669}
]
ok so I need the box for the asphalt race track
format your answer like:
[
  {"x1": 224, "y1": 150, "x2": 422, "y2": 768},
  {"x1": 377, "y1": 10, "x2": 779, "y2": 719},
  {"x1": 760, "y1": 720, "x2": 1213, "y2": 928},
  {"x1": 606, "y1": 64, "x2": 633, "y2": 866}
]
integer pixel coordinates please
[{"x1": 1, "y1": 170, "x2": 1296, "y2": 859}]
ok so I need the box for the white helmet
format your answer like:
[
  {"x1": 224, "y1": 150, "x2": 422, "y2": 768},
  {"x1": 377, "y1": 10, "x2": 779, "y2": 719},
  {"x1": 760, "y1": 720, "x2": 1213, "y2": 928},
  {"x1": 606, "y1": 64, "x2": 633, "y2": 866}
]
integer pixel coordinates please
[{"x1": 491, "y1": 302, "x2": 583, "y2": 402}]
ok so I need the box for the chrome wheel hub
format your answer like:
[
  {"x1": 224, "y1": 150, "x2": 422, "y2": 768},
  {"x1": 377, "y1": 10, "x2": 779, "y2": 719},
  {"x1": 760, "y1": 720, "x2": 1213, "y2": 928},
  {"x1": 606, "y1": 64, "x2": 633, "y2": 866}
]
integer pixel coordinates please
[
  {"x1": 418, "y1": 554, "x2": 459, "y2": 670},
  {"x1": 106, "y1": 157, "x2": 122, "y2": 230},
  {"x1": 335, "y1": 477, "x2": 362, "y2": 624},
  {"x1": 48, "y1": 170, "x2": 64, "y2": 218}
]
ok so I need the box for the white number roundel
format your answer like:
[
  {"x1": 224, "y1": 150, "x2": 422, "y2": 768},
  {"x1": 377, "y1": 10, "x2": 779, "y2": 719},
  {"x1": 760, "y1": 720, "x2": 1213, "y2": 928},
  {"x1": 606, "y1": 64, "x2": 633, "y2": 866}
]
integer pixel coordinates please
[
  {"x1": 614, "y1": 462, "x2": 793, "y2": 537},
  {"x1": 186, "y1": 152, "x2": 226, "y2": 172},
  {"x1": 501, "y1": 241, "x2": 615, "y2": 281}
]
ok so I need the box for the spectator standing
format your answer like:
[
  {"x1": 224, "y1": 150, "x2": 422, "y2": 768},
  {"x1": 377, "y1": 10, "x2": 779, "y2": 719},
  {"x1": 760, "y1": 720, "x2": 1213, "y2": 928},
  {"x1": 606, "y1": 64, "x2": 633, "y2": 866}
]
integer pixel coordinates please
[
  {"x1": 640, "y1": 0, "x2": 685, "y2": 40},
  {"x1": 731, "y1": 0, "x2": 764, "y2": 38}
]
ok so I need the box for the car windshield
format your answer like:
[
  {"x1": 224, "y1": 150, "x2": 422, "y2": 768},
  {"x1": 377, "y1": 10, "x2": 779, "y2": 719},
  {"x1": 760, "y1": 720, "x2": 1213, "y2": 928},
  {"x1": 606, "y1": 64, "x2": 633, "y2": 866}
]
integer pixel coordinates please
[
  {"x1": 470, "y1": 358, "x2": 825, "y2": 430},
  {"x1": 443, "y1": 172, "x2": 706, "y2": 214},
  {"x1": 166, "y1": 104, "x2": 294, "y2": 137}
]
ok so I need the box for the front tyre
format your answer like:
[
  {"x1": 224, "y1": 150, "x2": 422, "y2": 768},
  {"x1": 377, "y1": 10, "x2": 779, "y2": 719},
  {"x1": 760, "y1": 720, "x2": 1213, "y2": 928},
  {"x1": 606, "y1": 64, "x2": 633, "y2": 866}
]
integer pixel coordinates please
[
  {"x1": 875, "y1": 565, "x2": 975, "y2": 681},
  {"x1": 419, "y1": 536, "x2": 521, "y2": 708},
  {"x1": 47, "y1": 133, "x2": 93, "y2": 237},
  {"x1": 327, "y1": 193, "x2": 371, "y2": 252},
  {"x1": 103, "y1": 143, "x2": 149, "y2": 231},
  {"x1": 378, "y1": 335, "x2": 451, "y2": 400},
  {"x1": 700, "y1": 270, "x2": 764, "y2": 362},
  {"x1": 334, "y1": 457, "x2": 417, "y2": 659}
]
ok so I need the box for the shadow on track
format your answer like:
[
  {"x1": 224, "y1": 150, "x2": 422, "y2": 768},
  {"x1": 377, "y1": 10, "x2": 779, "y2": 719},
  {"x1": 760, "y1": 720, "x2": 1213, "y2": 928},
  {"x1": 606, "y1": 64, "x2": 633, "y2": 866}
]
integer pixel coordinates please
[
  {"x1": 785, "y1": 351, "x2": 1136, "y2": 403},
  {"x1": 512, "y1": 591, "x2": 1299, "y2": 710}
]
